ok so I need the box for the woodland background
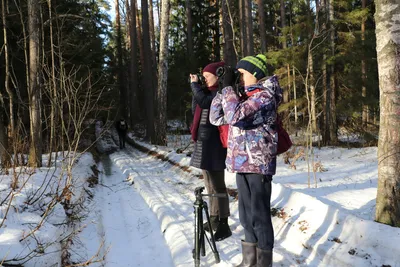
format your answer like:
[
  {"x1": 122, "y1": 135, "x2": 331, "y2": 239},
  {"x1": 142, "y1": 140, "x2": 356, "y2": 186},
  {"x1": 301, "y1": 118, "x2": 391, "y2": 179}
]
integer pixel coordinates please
[{"x1": 1, "y1": 0, "x2": 399, "y2": 228}]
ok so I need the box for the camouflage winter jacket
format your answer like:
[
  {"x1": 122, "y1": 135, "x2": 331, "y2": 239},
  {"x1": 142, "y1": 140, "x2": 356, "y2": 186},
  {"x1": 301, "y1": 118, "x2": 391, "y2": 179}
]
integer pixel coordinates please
[{"x1": 209, "y1": 76, "x2": 283, "y2": 175}]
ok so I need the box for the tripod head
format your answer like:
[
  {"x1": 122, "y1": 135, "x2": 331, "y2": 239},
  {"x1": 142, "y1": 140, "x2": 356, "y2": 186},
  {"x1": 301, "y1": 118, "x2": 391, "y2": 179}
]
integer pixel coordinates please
[
  {"x1": 194, "y1": 186, "x2": 205, "y2": 196},
  {"x1": 194, "y1": 186, "x2": 228, "y2": 201}
]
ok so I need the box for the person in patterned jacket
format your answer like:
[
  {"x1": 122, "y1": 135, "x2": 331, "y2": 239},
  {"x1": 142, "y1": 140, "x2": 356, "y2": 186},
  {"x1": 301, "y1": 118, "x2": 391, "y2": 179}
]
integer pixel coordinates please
[{"x1": 210, "y1": 54, "x2": 282, "y2": 267}]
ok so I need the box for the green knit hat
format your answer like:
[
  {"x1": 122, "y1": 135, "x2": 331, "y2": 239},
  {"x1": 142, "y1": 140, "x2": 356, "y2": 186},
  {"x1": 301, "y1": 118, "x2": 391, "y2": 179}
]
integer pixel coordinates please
[{"x1": 236, "y1": 54, "x2": 268, "y2": 80}]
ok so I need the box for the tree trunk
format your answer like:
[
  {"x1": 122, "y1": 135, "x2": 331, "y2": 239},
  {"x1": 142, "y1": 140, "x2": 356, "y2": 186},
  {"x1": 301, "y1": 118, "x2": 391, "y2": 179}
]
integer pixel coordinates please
[
  {"x1": 375, "y1": 0, "x2": 400, "y2": 226},
  {"x1": 320, "y1": 0, "x2": 329, "y2": 145},
  {"x1": 149, "y1": 0, "x2": 158, "y2": 86},
  {"x1": 307, "y1": 0, "x2": 317, "y2": 132},
  {"x1": 293, "y1": 66, "x2": 297, "y2": 126},
  {"x1": 136, "y1": 2, "x2": 145, "y2": 76},
  {"x1": 141, "y1": 0, "x2": 155, "y2": 142},
  {"x1": 125, "y1": 0, "x2": 131, "y2": 49},
  {"x1": 280, "y1": 0, "x2": 290, "y2": 127},
  {"x1": 115, "y1": 0, "x2": 126, "y2": 117},
  {"x1": 361, "y1": 0, "x2": 368, "y2": 127},
  {"x1": 244, "y1": 0, "x2": 254, "y2": 55},
  {"x1": 323, "y1": 52, "x2": 330, "y2": 144},
  {"x1": 155, "y1": 0, "x2": 170, "y2": 146},
  {"x1": 222, "y1": 0, "x2": 237, "y2": 66},
  {"x1": 213, "y1": 0, "x2": 220, "y2": 61},
  {"x1": 328, "y1": 0, "x2": 337, "y2": 143},
  {"x1": 149, "y1": 0, "x2": 156, "y2": 55},
  {"x1": 157, "y1": 0, "x2": 160, "y2": 24},
  {"x1": 290, "y1": 22, "x2": 298, "y2": 127},
  {"x1": 280, "y1": 0, "x2": 286, "y2": 49},
  {"x1": 186, "y1": 0, "x2": 194, "y2": 65},
  {"x1": 47, "y1": 0, "x2": 58, "y2": 166},
  {"x1": 129, "y1": 0, "x2": 139, "y2": 125},
  {"x1": 257, "y1": 0, "x2": 267, "y2": 53},
  {"x1": 28, "y1": 0, "x2": 42, "y2": 167},
  {"x1": 239, "y1": 0, "x2": 247, "y2": 56},
  {"x1": 1, "y1": 0, "x2": 11, "y2": 167}
]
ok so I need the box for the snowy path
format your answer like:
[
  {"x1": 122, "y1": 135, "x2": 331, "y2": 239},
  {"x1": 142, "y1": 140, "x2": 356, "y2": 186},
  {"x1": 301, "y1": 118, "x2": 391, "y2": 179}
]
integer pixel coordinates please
[
  {"x1": 94, "y1": 144, "x2": 310, "y2": 267},
  {"x1": 97, "y1": 153, "x2": 175, "y2": 267}
]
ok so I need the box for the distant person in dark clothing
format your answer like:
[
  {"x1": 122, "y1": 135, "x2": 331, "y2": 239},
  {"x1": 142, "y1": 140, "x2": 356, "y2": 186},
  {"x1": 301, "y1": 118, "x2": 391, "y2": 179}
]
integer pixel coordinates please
[
  {"x1": 189, "y1": 61, "x2": 232, "y2": 241},
  {"x1": 116, "y1": 118, "x2": 128, "y2": 148}
]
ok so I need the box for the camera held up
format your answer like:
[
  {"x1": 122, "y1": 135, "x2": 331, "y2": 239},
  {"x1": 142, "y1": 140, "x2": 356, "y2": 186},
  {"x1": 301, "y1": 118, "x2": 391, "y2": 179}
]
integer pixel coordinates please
[
  {"x1": 216, "y1": 66, "x2": 244, "y2": 97},
  {"x1": 188, "y1": 74, "x2": 206, "y2": 86}
]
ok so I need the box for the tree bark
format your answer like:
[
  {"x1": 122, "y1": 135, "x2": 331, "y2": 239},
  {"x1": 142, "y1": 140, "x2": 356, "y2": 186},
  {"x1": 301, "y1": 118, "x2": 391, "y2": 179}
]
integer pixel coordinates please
[
  {"x1": 141, "y1": 0, "x2": 155, "y2": 142},
  {"x1": 136, "y1": 2, "x2": 145, "y2": 76},
  {"x1": 149, "y1": 0, "x2": 158, "y2": 86},
  {"x1": 1, "y1": 0, "x2": 11, "y2": 166},
  {"x1": 129, "y1": 0, "x2": 139, "y2": 125},
  {"x1": 213, "y1": 0, "x2": 220, "y2": 61},
  {"x1": 155, "y1": 0, "x2": 170, "y2": 145},
  {"x1": 361, "y1": 0, "x2": 368, "y2": 126},
  {"x1": 222, "y1": 0, "x2": 237, "y2": 66},
  {"x1": 125, "y1": 0, "x2": 131, "y2": 49},
  {"x1": 115, "y1": 0, "x2": 127, "y2": 117},
  {"x1": 244, "y1": 0, "x2": 254, "y2": 55},
  {"x1": 257, "y1": 0, "x2": 267, "y2": 53},
  {"x1": 28, "y1": 0, "x2": 42, "y2": 167},
  {"x1": 328, "y1": 0, "x2": 337, "y2": 143},
  {"x1": 47, "y1": 0, "x2": 58, "y2": 166},
  {"x1": 280, "y1": 0, "x2": 286, "y2": 49},
  {"x1": 186, "y1": 0, "x2": 194, "y2": 65},
  {"x1": 280, "y1": 0, "x2": 290, "y2": 127},
  {"x1": 307, "y1": 0, "x2": 317, "y2": 132},
  {"x1": 375, "y1": 0, "x2": 400, "y2": 226},
  {"x1": 239, "y1": 0, "x2": 247, "y2": 56}
]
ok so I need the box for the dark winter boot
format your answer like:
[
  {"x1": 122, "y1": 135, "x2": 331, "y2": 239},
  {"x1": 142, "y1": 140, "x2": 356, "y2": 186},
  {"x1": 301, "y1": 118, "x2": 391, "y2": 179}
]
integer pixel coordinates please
[
  {"x1": 214, "y1": 218, "x2": 232, "y2": 241},
  {"x1": 236, "y1": 240, "x2": 257, "y2": 267},
  {"x1": 256, "y1": 247, "x2": 273, "y2": 267},
  {"x1": 204, "y1": 216, "x2": 219, "y2": 232}
]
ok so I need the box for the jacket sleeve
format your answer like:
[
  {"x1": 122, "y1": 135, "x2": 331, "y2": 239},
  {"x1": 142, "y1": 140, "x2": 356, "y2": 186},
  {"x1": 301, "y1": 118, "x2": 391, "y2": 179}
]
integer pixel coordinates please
[
  {"x1": 221, "y1": 86, "x2": 277, "y2": 129},
  {"x1": 191, "y1": 95, "x2": 197, "y2": 115},
  {"x1": 191, "y1": 82, "x2": 216, "y2": 109},
  {"x1": 209, "y1": 93, "x2": 227, "y2": 126}
]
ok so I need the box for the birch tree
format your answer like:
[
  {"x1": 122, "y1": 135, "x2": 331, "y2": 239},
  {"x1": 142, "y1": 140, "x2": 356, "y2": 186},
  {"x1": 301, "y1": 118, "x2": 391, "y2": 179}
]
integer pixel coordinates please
[{"x1": 375, "y1": 0, "x2": 400, "y2": 226}]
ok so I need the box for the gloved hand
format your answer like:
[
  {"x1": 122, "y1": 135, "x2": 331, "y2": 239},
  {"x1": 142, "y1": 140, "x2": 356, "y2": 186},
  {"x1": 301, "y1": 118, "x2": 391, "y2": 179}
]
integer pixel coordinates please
[
  {"x1": 189, "y1": 74, "x2": 199, "y2": 83},
  {"x1": 222, "y1": 67, "x2": 235, "y2": 88}
]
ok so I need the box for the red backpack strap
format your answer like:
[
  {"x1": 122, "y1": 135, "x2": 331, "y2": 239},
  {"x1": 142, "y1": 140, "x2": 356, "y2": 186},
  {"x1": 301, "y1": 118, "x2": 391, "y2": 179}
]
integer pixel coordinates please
[{"x1": 218, "y1": 124, "x2": 229, "y2": 148}]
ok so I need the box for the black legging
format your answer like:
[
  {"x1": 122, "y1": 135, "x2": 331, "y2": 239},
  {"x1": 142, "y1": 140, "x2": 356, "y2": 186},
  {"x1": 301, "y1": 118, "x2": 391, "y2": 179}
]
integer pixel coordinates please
[{"x1": 118, "y1": 131, "x2": 126, "y2": 148}]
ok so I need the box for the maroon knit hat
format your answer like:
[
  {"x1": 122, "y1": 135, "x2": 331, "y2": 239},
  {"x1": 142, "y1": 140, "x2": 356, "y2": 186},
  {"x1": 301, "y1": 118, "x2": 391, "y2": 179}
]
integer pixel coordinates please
[{"x1": 202, "y1": 62, "x2": 225, "y2": 76}]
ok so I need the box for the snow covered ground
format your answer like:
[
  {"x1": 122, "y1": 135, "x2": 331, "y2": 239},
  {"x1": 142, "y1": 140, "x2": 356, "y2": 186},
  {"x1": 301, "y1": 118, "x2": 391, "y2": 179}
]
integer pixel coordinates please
[{"x1": 1, "y1": 123, "x2": 400, "y2": 267}]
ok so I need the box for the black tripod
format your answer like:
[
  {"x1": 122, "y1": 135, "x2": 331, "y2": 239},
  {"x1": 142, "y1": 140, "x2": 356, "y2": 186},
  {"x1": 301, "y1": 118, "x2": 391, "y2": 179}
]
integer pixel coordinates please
[{"x1": 192, "y1": 186, "x2": 227, "y2": 267}]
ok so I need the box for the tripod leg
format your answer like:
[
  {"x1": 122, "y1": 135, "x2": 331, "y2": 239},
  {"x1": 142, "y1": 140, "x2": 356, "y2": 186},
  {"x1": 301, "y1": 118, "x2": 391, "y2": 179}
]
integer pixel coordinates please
[
  {"x1": 203, "y1": 202, "x2": 220, "y2": 264},
  {"x1": 193, "y1": 204, "x2": 201, "y2": 267},
  {"x1": 199, "y1": 207, "x2": 205, "y2": 257}
]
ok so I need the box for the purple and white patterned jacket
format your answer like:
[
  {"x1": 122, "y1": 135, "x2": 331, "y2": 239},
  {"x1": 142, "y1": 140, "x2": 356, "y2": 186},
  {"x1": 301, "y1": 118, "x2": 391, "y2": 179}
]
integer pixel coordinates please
[{"x1": 209, "y1": 75, "x2": 283, "y2": 175}]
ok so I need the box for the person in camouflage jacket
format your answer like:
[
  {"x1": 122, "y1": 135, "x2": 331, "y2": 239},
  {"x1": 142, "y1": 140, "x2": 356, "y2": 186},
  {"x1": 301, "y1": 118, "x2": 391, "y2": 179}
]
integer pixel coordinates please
[{"x1": 210, "y1": 54, "x2": 282, "y2": 267}]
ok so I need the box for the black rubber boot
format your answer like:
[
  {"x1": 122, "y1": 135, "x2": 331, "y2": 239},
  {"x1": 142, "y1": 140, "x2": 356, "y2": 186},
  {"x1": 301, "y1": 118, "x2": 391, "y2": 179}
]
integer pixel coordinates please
[
  {"x1": 256, "y1": 247, "x2": 273, "y2": 267},
  {"x1": 236, "y1": 240, "x2": 257, "y2": 267},
  {"x1": 214, "y1": 217, "x2": 232, "y2": 241},
  {"x1": 204, "y1": 215, "x2": 219, "y2": 232}
]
